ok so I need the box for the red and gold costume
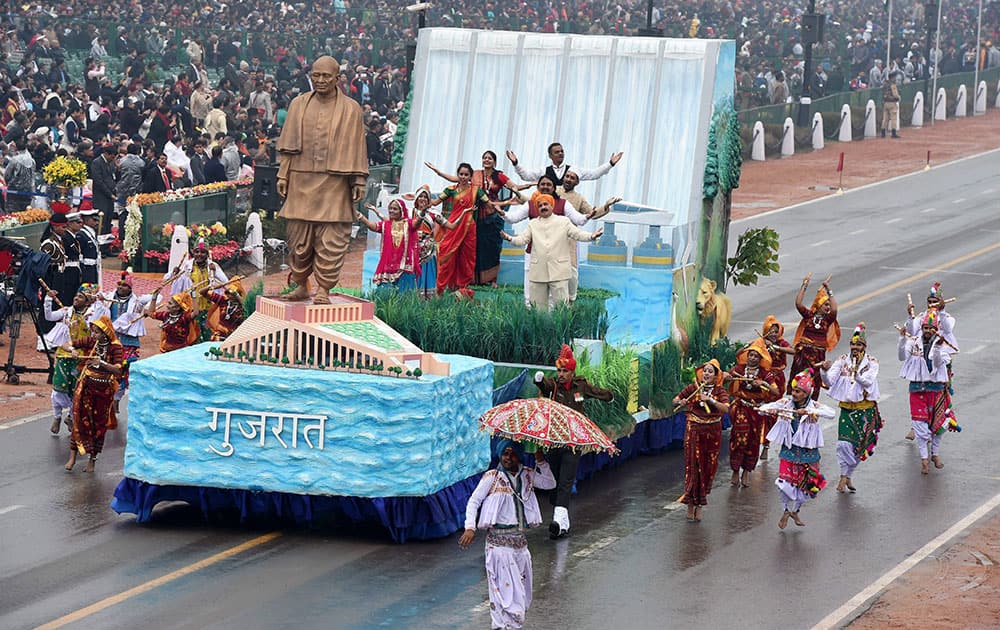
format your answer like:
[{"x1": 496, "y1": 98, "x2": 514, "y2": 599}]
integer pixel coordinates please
[
  {"x1": 678, "y1": 359, "x2": 729, "y2": 507},
  {"x1": 153, "y1": 293, "x2": 199, "y2": 352},
  {"x1": 728, "y1": 338, "x2": 780, "y2": 474},
  {"x1": 205, "y1": 284, "x2": 246, "y2": 341},
  {"x1": 791, "y1": 286, "x2": 840, "y2": 400},
  {"x1": 71, "y1": 317, "x2": 125, "y2": 458}
]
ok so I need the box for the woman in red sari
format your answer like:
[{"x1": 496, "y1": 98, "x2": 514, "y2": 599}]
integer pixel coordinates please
[
  {"x1": 790, "y1": 275, "x2": 840, "y2": 400},
  {"x1": 673, "y1": 358, "x2": 730, "y2": 522},
  {"x1": 426, "y1": 151, "x2": 524, "y2": 286},
  {"x1": 427, "y1": 163, "x2": 491, "y2": 297},
  {"x1": 67, "y1": 316, "x2": 124, "y2": 473}
]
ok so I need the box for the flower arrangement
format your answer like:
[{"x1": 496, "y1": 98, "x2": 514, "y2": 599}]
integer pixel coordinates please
[
  {"x1": 143, "y1": 222, "x2": 240, "y2": 265},
  {"x1": 0, "y1": 207, "x2": 52, "y2": 230},
  {"x1": 42, "y1": 156, "x2": 89, "y2": 187}
]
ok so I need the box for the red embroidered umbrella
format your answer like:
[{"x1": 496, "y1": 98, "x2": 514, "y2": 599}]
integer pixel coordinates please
[{"x1": 478, "y1": 398, "x2": 620, "y2": 455}]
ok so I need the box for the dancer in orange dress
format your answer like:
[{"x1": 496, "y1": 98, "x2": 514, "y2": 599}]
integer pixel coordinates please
[
  {"x1": 673, "y1": 359, "x2": 730, "y2": 522},
  {"x1": 66, "y1": 316, "x2": 124, "y2": 473},
  {"x1": 760, "y1": 314, "x2": 794, "y2": 460},
  {"x1": 727, "y1": 338, "x2": 780, "y2": 487},
  {"x1": 790, "y1": 275, "x2": 840, "y2": 400}
]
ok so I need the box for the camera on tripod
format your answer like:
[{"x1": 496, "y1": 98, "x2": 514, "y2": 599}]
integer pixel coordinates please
[{"x1": 0, "y1": 236, "x2": 55, "y2": 384}]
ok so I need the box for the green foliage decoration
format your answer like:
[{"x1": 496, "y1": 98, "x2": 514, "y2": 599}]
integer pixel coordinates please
[{"x1": 726, "y1": 227, "x2": 781, "y2": 288}]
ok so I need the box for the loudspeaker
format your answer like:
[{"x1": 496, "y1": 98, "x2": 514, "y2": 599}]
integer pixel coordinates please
[
  {"x1": 801, "y1": 14, "x2": 825, "y2": 45},
  {"x1": 252, "y1": 165, "x2": 282, "y2": 215}
]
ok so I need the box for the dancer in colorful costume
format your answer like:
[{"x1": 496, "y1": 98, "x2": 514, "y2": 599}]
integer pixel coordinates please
[
  {"x1": 200, "y1": 279, "x2": 246, "y2": 340},
  {"x1": 42, "y1": 285, "x2": 97, "y2": 435},
  {"x1": 790, "y1": 275, "x2": 840, "y2": 400},
  {"x1": 95, "y1": 268, "x2": 152, "y2": 409},
  {"x1": 673, "y1": 359, "x2": 730, "y2": 522},
  {"x1": 168, "y1": 238, "x2": 228, "y2": 339},
  {"x1": 727, "y1": 338, "x2": 780, "y2": 488},
  {"x1": 904, "y1": 282, "x2": 957, "y2": 440},
  {"x1": 356, "y1": 198, "x2": 422, "y2": 291},
  {"x1": 820, "y1": 323, "x2": 883, "y2": 493},
  {"x1": 147, "y1": 289, "x2": 200, "y2": 353},
  {"x1": 760, "y1": 314, "x2": 794, "y2": 460},
  {"x1": 460, "y1": 440, "x2": 555, "y2": 630},
  {"x1": 898, "y1": 309, "x2": 958, "y2": 474},
  {"x1": 533, "y1": 344, "x2": 614, "y2": 538},
  {"x1": 66, "y1": 315, "x2": 125, "y2": 473},
  {"x1": 761, "y1": 371, "x2": 834, "y2": 529}
]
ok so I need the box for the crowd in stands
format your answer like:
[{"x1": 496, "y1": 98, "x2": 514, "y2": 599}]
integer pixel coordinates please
[{"x1": 0, "y1": 0, "x2": 996, "y2": 216}]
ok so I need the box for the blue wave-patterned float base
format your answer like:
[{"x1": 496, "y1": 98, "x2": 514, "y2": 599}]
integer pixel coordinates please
[{"x1": 112, "y1": 413, "x2": 717, "y2": 542}]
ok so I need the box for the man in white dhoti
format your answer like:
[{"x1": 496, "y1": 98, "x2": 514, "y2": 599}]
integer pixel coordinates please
[{"x1": 460, "y1": 440, "x2": 555, "y2": 629}]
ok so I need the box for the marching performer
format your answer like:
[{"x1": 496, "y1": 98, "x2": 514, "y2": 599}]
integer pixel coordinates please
[
  {"x1": 760, "y1": 371, "x2": 835, "y2": 529},
  {"x1": 820, "y1": 323, "x2": 883, "y2": 493},
  {"x1": 42, "y1": 285, "x2": 97, "y2": 435},
  {"x1": 199, "y1": 279, "x2": 247, "y2": 341},
  {"x1": 673, "y1": 359, "x2": 730, "y2": 522},
  {"x1": 460, "y1": 440, "x2": 556, "y2": 630},
  {"x1": 94, "y1": 269, "x2": 153, "y2": 409},
  {"x1": 533, "y1": 344, "x2": 614, "y2": 538},
  {"x1": 790, "y1": 275, "x2": 840, "y2": 400},
  {"x1": 727, "y1": 338, "x2": 780, "y2": 488},
  {"x1": 904, "y1": 282, "x2": 957, "y2": 440},
  {"x1": 898, "y1": 310, "x2": 958, "y2": 474},
  {"x1": 760, "y1": 315, "x2": 794, "y2": 460},
  {"x1": 167, "y1": 238, "x2": 228, "y2": 339}
]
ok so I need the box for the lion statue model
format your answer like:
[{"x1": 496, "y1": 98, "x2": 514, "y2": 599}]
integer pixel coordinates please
[{"x1": 695, "y1": 277, "x2": 732, "y2": 344}]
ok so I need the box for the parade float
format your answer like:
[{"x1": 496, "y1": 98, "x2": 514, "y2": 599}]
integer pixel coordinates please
[{"x1": 114, "y1": 30, "x2": 758, "y2": 541}]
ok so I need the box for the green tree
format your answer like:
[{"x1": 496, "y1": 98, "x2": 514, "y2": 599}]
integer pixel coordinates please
[{"x1": 726, "y1": 227, "x2": 781, "y2": 289}]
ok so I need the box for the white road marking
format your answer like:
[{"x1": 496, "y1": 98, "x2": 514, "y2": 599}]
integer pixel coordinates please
[
  {"x1": 0, "y1": 505, "x2": 25, "y2": 516},
  {"x1": 848, "y1": 229, "x2": 867, "y2": 235},
  {"x1": 952, "y1": 198, "x2": 967, "y2": 204},
  {"x1": 885, "y1": 217, "x2": 903, "y2": 224},
  {"x1": 778, "y1": 254, "x2": 791, "y2": 259},
  {"x1": 811, "y1": 239, "x2": 832, "y2": 247},
  {"x1": 880, "y1": 266, "x2": 992, "y2": 277},
  {"x1": 573, "y1": 536, "x2": 619, "y2": 558},
  {"x1": 969, "y1": 550, "x2": 994, "y2": 567},
  {"x1": 920, "y1": 207, "x2": 936, "y2": 213},
  {"x1": 0, "y1": 411, "x2": 50, "y2": 431},
  {"x1": 470, "y1": 601, "x2": 491, "y2": 614},
  {"x1": 811, "y1": 491, "x2": 1000, "y2": 630},
  {"x1": 966, "y1": 344, "x2": 988, "y2": 355}
]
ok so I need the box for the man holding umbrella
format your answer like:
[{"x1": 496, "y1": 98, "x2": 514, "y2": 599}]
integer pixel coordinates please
[{"x1": 533, "y1": 344, "x2": 614, "y2": 539}]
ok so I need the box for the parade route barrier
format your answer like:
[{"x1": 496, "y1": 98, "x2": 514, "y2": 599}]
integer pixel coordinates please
[
  {"x1": 975, "y1": 81, "x2": 987, "y2": 115},
  {"x1": 935, "y1": 87, "x2": 947, "y2": 121},
  {"x1": 955, "y1": 84, "x2": 967, "y2": 118},
  {"x1": 781, "y1": 117, "x2": 794, "y2": 156},
  {"x1": 838, "y1": 104, "x2": 852, "y2": 142},
  {"x1": 995, "y1": 79, "x2": 1000, "y2": 108},
  {"x1": 912, "y1": 91, "x2": 924, "y2": 127},
  {"x1": 864, "y1": 99, "x2": 877, "y2": 138},
  {"x1": 751, "y1": 121, "x2": 765, "y2": 161},
  {"x1": 811, "y1": 112, "x2": 824, "y2": 150}
]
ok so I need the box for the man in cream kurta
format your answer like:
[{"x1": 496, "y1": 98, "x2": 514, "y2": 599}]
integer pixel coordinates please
[
  {"x1": 277, "y1": 56, "x2": 368, "y2": 304},
  {"x1": 502, "y1": 194, "x2": 602, "y2": 310}
]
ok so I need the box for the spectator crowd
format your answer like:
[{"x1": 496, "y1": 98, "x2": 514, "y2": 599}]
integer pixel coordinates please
[{"x1": 0, "y1": 0, "x2": 997, "y2": 223}]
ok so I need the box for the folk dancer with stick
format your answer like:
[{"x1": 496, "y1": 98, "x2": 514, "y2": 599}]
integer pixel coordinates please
[
  {"x1": 532, "y1": 344, "x2": 614, "y2": 538},
  {"x1": 790, "y1": 274, "x2": 840, "y2": 400},
  {"x1": 65, "y1": 315, "x2": 124, "y2": 473},
  {"x1": 166, "y1": 238, "x2": 227, "y2": 340},
  {"x1": 460, "y1": 440, "x2": 556, "y2": 630},
  {"x1": 146, "y1": 288, "x2": 200, "y2": 353},
  {"x1": 819, "y1": 323, "x2": 883, "y2": 493},
  {"x1": 673, "y1": 359, "x2": 730, "y2": 522},
  {"x1": 760, "y1": 315, "x2": 794, "y2": 460},
  {"x1": 904, "y1": 282, "x2": 957, "y2": 440},
  {"x1": 727, "y1": 338, "x2": 780, "y2": 488},
  {"x1": 898, "y1": 310, "x2": 959, "y2": 474},
  {"x1": 41, "y1": 283, "x2": 96, "y2": 436},
  {"x1": 760, "y1": 371, "x2": 835, "y2": 529},
  {"x1": 199, "y1": 277, "x2": 246, "y2": 340},
  {"x1": 94, "y1": 268, "x2": 153, "y2": 409}
]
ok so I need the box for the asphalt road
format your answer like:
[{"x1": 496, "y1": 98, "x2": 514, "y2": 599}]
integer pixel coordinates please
[{"x1": 1, "y1": 149, "x2": 998, "y2": 629}]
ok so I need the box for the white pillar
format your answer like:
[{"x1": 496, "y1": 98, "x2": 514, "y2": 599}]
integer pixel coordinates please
[
  {"x1": 245, "y1": 211, "x2": 265, "y2": 270},
  {"x1": 995, "y1": 79, "x2": 1000, "y2": 109},
  {"x1": 751, "y1": 121, "x2": 765, "y2": 161},
  {"x1": 864, "y1": 99, "x2": 877, "y2": 137},
  {"x1": 912, "y1": 91, "x2": 924, "y2": 127},
  {"x1": 955, "y1": 84, "x2": 967, "y2": 117},
  {"x1": 811, "y1": 112, "x2": 825, "y2": 150},
  {"x1": 781, "y1": 117, "x2": 795, "y2": 157},
  {"x1": 934, "y1": 87, "x2": 947, "y2": 121},
  {"x1": 974, "y1": 81, "x2": 987, "y2": 114},
  {"x1": 168, "y1": 224, "x2": 189, "y2": 275},
  {"x1": 838, "y1": 104, "x2": 853, "y2": 142}
]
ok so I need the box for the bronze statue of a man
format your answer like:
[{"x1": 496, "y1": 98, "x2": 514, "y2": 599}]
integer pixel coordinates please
[{"x1": 276, "y1": 56, "x2": 368, "y2": 304}]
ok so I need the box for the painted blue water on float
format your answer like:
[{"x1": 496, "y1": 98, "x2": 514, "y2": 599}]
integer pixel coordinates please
[
  {"x1": 578, "y1": 262, "x2": 672, "y2": 346},
  {"x1": 125, "y1": 344, "x2": 492, "y2": 498}
]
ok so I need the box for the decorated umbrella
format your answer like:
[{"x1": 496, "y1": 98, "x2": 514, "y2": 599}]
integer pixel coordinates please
[{"x1": 478, "y1": 398, "x2": 620, "y2": 455}]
